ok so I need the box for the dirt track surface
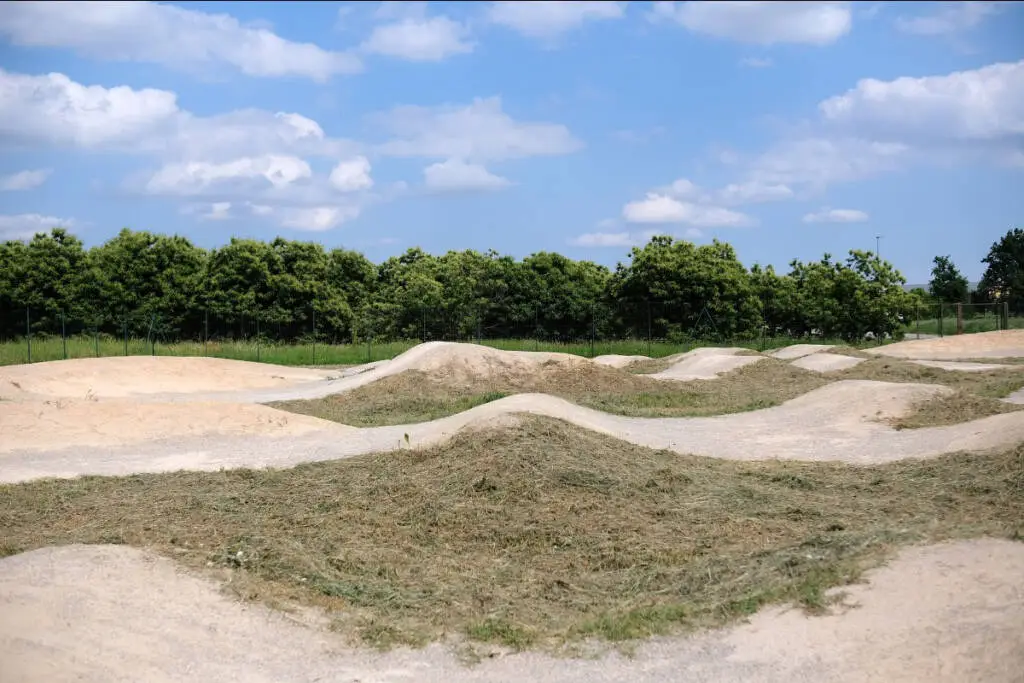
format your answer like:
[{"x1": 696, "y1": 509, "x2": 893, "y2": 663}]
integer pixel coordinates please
[
  {"x1": 2, "y1": 539, "x2": 1021, "y2": 683},
  {"x1": 866, "y1": 329, "x2": 1024, "y2": 360},
  {"x1": 4, "y1": 380, "x2": 1024, "y2": 484}
]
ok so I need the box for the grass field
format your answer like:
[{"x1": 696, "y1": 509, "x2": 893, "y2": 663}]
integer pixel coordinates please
[
  {"x1": 902, "y1": 313, "x2": 1024, "y2": 337},
  {"x1": 2, "y1": 418, "x2": 1020, "y2": 652},
  {"x1": 271, "y1": 354, "x2": 1024, "y2": 428},
  {"x1": 0, "y1": 334, "x2": 870, "y2": 367}
]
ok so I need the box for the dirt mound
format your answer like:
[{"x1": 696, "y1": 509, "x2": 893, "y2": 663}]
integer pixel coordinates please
[
  {"x1": 0, "y1": 399, "x2": 349, "y2": 452},
  {"x1": 791, "y1": 352, "x2": 866, "y2": 373},
  {"x1": 650, "y1": 347, "x2": 765, "y2": 380},
  {"x1": 0, "y1": 356, "x2": 337, "y2": 400},
  {"x1": 592, "y1": 354, "x2": 650, "y2": 368},
  {"x1": 396, "y1": 342, "x2": 588, "y2": 385},
  {"x1": 909, "y1": 359, "x2": 1023, "y2": 372},
  {"x1": 770, "y1": 344, "x2": 835, "y2": 360},
  {"x1": 867, "y1": 330, "x2": 1024, "y2": 360}
]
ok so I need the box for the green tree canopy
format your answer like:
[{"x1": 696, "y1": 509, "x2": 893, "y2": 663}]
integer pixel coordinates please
[{"x1": 928, "y1": 255, "x2": 969, "y2": 304}]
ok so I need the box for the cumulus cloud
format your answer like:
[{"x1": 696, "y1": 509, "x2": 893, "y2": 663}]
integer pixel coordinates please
[
  {"x1": 0, "y1": 168, "x2": 51, "y2": 191},
  {"x1": 0, "y1": 0, "x2": 362, "y2": 81},
  {"x1": 423, "y1": 159, "x2": 511, "y2": 192},
  {"x1": 0, "y1": 213, "x2": 74, "y2": 240},
  {"x1": 373, "y1": 96, "x2": 583, "y2": 162},
  {"x1": 329, "y1": 156, "x2": 374, "y2": 192},
  {"x1": 803, "y1": 208, "x2": 870, "y2": 223},
  {"x1": 623, "y1": 193, "x2": 755, "y2": 227},
  {"x1": 145, "y1": 155, "x2": 313, "y2": 195},
  {"x1": 894, "y1": 1, "x2": 1007, "y2": 36},
  {"x1": 488, "y1": 1, "x2": 626, "y2": 39},
  {"x1": 717, "y1": 180, "x2": 793, "y2": 204},
  {"x1": 818, "y1": 60, "x2": 1024, "y2": 147},
  {"x1": 361, "y1": 15, "x2": 473, "y2": 61},
  {"x1": 278, "y1": 206, "x2": 362, "y2": 232},
  {"x1": 0, "y1": 69, "x2": 358, "y2": 161},
  {"x1": 651, "y1": 1, "x2": 852, "y2": 45},
  {"x1": 568, "y1": 231, "x2": 635, "y2": 247}
]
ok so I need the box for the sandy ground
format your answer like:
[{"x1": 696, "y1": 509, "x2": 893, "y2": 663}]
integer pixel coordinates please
[
  {"x1": 866, "y1": 329, "x2": 1024, "y2": 360},
  {"x1": 1, "y1": 538, "x2": 1020, "y2": 683},
  {"x1": 769, "y1": 344, "x2": 835, "y2": 360},
  {"x1": 909, "y1": 359, "x2": 1023, "y2": 372},
  {"x1": 790, "y1": 353, "x2": 866, "y2": 373},
  {"x1": 650, "y1": 347, "x2": 765, "y2": 381},
  {"x1": 592, "y1": 353, "x2": 650, "y2": 368},
  {"x1": 0, "y1": 399, "x2": 350, "y2": 452},
  {"x1": 5, "y1": 380, "x2": 1024, "y2": 483},
  {"x1": 0, "y1": 356, "x2": 338, "y2": 400}
]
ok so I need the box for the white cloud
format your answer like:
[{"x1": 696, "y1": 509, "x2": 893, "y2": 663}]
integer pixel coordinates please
[
  {"x1": 803, "y1": 208, "x2": 870, "y2": 223},
  {"x1": 718, "y1": 180, "x2": 793, "y2": 204},
  {"x1": 651, "y1": 1, "x2": 852, "y2": 45},
  {"x1": 362, "y1": 16, "x2": 473, "y2": 61},
  {"x1": 894, "y1": 2, "x2": 1007, "y2": 36},
  {"x1": 201, "y1": 202, "x2": 233, "y2": 221},
  {"x1": 373, "y1": 96, "x2": 582, "y2": 162},
  {"x1": 623, "y1": 193, "x2": 755, "y2": 227},
  {"x1": 744, "y1": 137, "x2": 909, "y2": 189},
  {"x1": 0, "y1": 1, "x2": 361, "y2": 81},
  {"x1": 0, "y1": 69, "x2": 358, "y2": 161},
  {"x1": 423, "y1": 158, "x2": 511, "y2": 192},
  {"x1": 330, "y1": 156, "x2": 374, "y2": 192},
  {"x1": 488, "y1": 1, "x2": 626, "y2": 39},
  {"x1": 145, "y1": 155, "x2": 312, "y2": 195},
  {"x1": 0, "y1": 69, "x2": 180, "y2": 149},
  {"x1": 740, "y1": 57, "x2": 774, "y2": 68},
  {"x1": 0, "y1": 213, "x2": 74, "y2": 240},
  {"x1": 569, "y1": 231, "x2": 635, "y2": 247},
  {"x1": 248, "y1": 203, "x2": 274, "y2": 216},
  {"x1": 818, "y1": 60, "x2": 1024, "y2": 145},
  {"x1": 279, "y1": 206, "x2": 361, "y2": 232},
  {"x1": 0, "y1": 168, "x2": 51, "y2": 191}
]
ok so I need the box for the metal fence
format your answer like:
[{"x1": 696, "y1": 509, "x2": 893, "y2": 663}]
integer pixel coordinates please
[{"x1": 1, "y1": 298, "x2": 1018, "y2": 366}]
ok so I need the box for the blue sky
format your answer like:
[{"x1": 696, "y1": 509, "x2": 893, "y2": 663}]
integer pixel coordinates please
[{"x1": 0, "y1": 1, "x2": 1021, "y2": 283}]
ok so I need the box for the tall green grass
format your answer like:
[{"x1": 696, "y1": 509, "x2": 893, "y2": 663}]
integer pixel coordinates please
[
  {"x1": 902, "y1": 314, "x2": 1024, "y2": 337},
  {"x1": 0, "y1": 333, "x2": 876, "y2": 368}
]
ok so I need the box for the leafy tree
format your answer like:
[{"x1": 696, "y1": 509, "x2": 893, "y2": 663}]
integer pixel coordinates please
[
  {"x1": 87, "y1": 229, "x2": 207, "y2": 336},
  {"x1": 12, "y1": 228, "x2": 90, "y2": 333},
  {"x1": 610, "y1": 235, "x2": 761, "y2": 340},
  {"x1": 979, "y1": 228, "x2": 1024, "y2": 313},
  {"x1": 928, "y1": 255, "x2": 969, "y2": 304}
]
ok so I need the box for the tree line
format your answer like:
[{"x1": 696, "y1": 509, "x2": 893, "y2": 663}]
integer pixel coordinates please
[{"x1": 1, "y1": 227, "x2": 1020, "y2": 344}]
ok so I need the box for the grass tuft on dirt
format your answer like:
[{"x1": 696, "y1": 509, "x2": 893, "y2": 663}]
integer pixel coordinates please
[
  {"x1": 890, "y1": 390, "x2": 1024, "y2": 430},
  {"x1": 1, "y1": 416, "x2": 1021, "y2": 652},
  {"x1": 270, "y1": 359, "x2": 828, "y2": 426}
]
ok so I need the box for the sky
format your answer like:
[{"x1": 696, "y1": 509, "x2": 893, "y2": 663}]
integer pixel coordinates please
[{"x1": 0, "y1": 1, "x2": 1022, "y2": 283}]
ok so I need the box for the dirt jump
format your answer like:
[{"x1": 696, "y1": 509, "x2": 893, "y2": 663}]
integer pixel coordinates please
[{"x1": 2, "y1": 332, "x2": 1023, "y2": 681}]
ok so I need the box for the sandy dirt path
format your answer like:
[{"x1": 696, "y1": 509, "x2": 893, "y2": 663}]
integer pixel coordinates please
[
  {"x1": 1, "y1": 539, "x2": 1020, "y2": 683},
  {"x1": 4, "y1": 380, "x2": 1023, "y2": 484},
  {"x1": 865, "y1": 330, "x2": 1024, "y2": 360}
]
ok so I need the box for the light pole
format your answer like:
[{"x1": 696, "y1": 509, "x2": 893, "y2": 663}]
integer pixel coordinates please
[{"x1": 875, "y1": 234, "x2": 882, "y2": 259}]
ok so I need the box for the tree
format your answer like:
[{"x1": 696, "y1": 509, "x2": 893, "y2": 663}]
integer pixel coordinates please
[
  {"x1": 979, "y1": 228, "x2": 1024, "y2": 313},
  {"x1": 610, "y1": 235, "x2": 761, "y2": 340},
  {"x1": 928, "y1": 255, "x2": 969, "y2": 304}
]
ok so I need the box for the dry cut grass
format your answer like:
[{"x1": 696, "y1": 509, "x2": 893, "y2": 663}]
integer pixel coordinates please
[
  {"x1": 1, "y1": 417, "x2": 1021, "y2": 653},
  {"x1": 271, "y1": 354, "x2": 1024, "y2": 429}
]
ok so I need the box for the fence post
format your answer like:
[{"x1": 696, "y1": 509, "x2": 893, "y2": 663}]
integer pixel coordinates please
[
  {"x1": 61, "y1": 311, "x2": 67, "y2": 360},
  {"x1": 1004, "y1": 301, "x2": 1010, "y2": 331},
  {"x1": 204, "y1": 309, "x2": 209, "y2": 356},
  {"x1": 646, "y1": 300, "x2": 652, "y2": 357},
  {"x1": 421, "y1": 307, "x2": 427, "y2": 343},
  {"x1": 938, "y1": 304, "x2": 944, "y2": 338},
  {"x1": 590, "y1": 304, "x2": 596, "y2": 358},
  {"x1": 256, "y1": 317, "x2": 261, "y2": 363},
  {"x1": 94, "y1": 321, "x2": 99, "y2": 358},
  {"x1": 955, "y1": 303, "x2": 964, "y2": 335},
  {"x1": 915, "y1": 302, "x2": 920, "y2": 338},
  {"x1": 25, "y1": 307, "x2": 31, "y2": 364},
  {"x1": 123, "y1": 310, "x2": 128, "y2": 356},
  {"x1": 312, "y1": 308, "x2": 317, "y2": 366}
]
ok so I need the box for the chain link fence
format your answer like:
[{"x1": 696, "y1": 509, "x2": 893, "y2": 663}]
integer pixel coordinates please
[{"x1": 2, "y1": 297, "x2": 1019, "y2": 366}]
